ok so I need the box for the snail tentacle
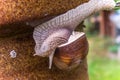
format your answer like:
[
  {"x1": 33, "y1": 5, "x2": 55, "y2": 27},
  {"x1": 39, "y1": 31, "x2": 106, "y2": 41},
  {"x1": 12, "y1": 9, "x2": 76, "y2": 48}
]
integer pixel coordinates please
[{"x1": 49, "y1": 50, "x2": 55, "y2": 69}]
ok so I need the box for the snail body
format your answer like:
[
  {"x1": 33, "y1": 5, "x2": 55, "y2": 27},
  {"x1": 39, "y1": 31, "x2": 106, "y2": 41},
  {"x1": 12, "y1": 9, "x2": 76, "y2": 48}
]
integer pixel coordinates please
[
  {"x1": 33, "y1": 0, "x2": 116, "y2": 69},
  {"x1": 53, "y1": 32, "x2": 88, "y2": 70}
]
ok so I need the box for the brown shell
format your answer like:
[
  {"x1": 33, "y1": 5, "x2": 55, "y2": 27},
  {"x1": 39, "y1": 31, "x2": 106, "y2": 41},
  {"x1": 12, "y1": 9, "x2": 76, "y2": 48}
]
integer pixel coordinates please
[{"x1": 53, "y1": 32, "x2": 89, "y2": 70}]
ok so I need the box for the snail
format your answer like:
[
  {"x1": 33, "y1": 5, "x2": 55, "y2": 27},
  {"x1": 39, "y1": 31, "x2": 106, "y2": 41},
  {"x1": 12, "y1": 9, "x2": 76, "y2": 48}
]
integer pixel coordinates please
[
  {"x1": 33, "y1": 0, "x2": 116, "y2": 69},
  {"x1": 53, "y1": 32, "x2": 88, "y2": 70}
]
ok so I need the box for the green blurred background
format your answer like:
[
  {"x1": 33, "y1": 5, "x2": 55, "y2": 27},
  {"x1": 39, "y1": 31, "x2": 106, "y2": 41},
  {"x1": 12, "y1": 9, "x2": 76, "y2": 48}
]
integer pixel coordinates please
[
  {"x1": 87, "y1": 35, "x2": 120, "y2": 80},
  {"x1": 84, "y1": 1, "x2": 120, "y2": 78},
  {"x1": 85, "y1": 1, "x2": 120, "y2": 79}
]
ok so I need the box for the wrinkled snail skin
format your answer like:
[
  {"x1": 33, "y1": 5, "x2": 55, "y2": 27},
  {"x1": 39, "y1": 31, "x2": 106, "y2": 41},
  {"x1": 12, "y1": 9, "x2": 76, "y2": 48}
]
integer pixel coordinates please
[
  {"x1": 33, "y1": 0, "x2": 116, "y2": 69},
  {"x1": 34, "y1": 28, "x2": 72, "y2": 69}
]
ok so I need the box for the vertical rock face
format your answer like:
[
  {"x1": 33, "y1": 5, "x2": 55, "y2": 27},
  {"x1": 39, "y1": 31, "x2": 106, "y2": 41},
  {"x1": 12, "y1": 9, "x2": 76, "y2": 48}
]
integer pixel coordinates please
[
  {"x1": 0, "y1": 33, "x2": 89, "y2": 80},
  {"x1": 0, "y1": 0, "x2": 88, "y2": 37},
  {"x1": 0, "y1": 23, "x2": 34, "y2": 37},
  {"x1": 0, "y1": 0, "x2": 88, "y2": 25},
  {"x1": 0, "y1": 0, "x2": 89, "y2": 80}
]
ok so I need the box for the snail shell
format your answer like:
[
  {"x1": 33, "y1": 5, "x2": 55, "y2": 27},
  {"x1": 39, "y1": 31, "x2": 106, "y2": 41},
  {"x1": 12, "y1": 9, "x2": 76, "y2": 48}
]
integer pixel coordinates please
[{"x1": 53, "y1": 32, "x2": 88, "y2": 70}]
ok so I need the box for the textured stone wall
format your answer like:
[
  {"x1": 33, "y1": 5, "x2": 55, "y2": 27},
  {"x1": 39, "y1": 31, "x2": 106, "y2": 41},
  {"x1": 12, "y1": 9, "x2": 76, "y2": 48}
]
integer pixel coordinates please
[
  {"x1": 0, "y1": 33, "x2": 89, "y2": 80},
  {"x1": 0, "y1": 0, "x2": 89, "y2": 80},
  {"x1": 0, "y1": 0, "x2": 88, "y2": 25}
]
